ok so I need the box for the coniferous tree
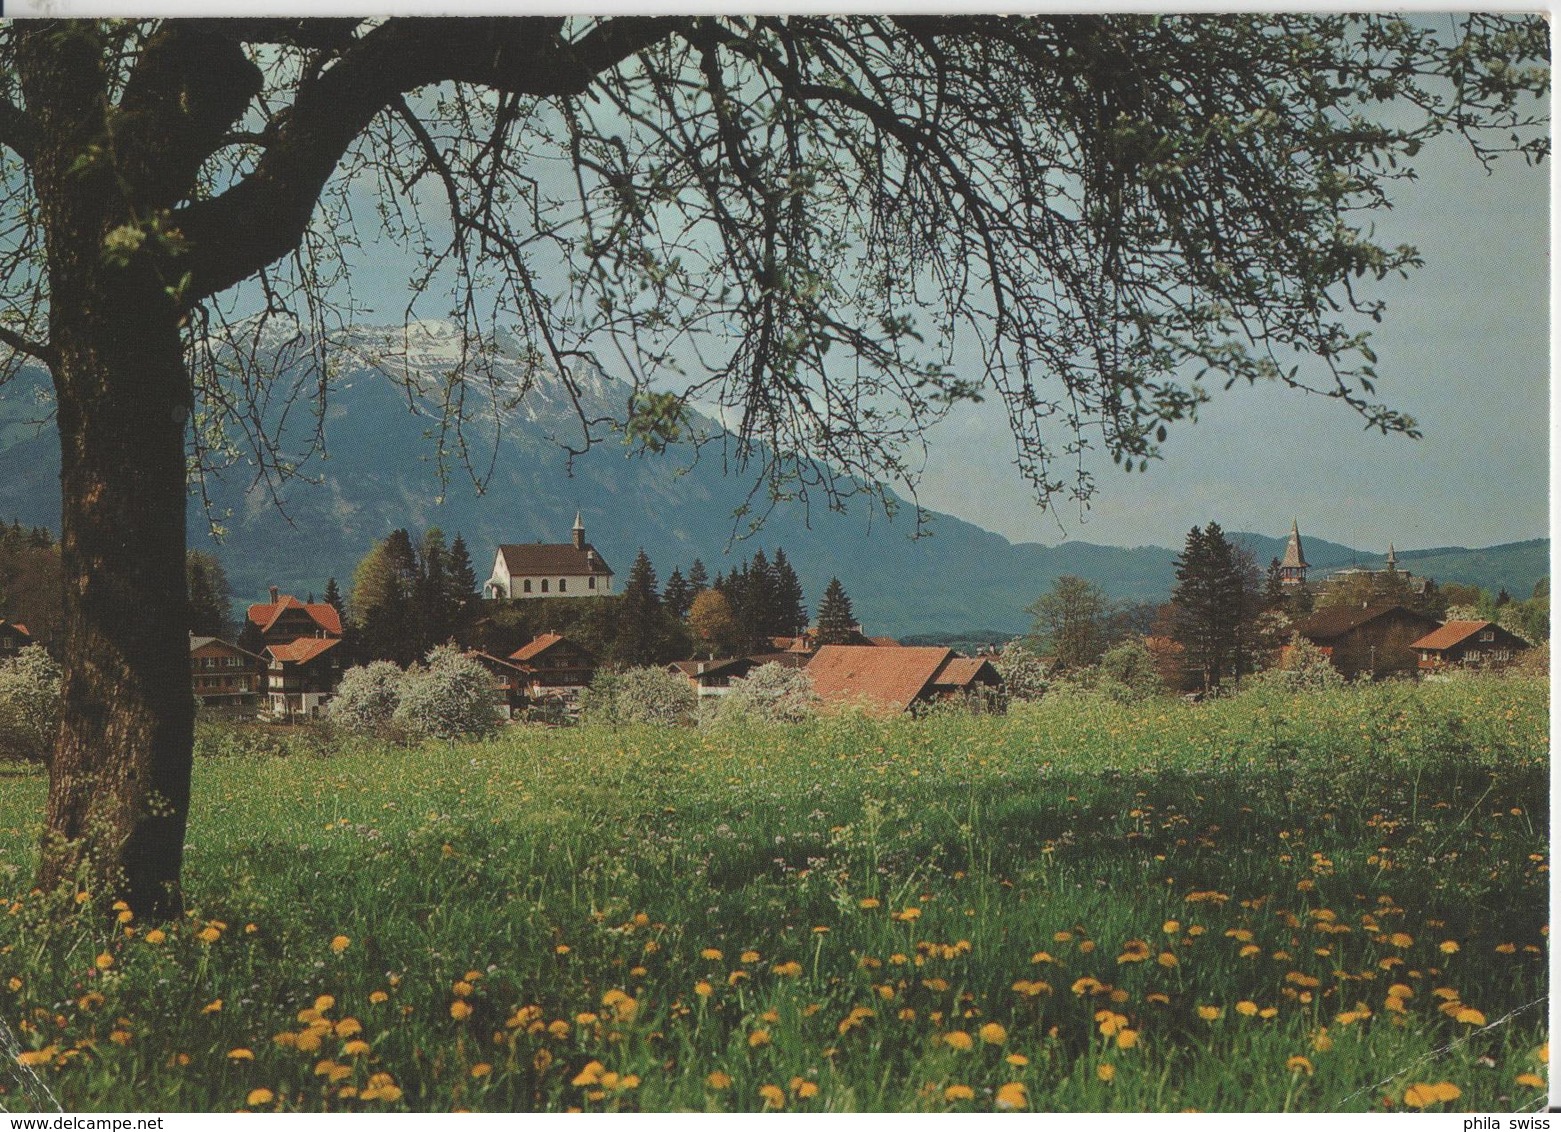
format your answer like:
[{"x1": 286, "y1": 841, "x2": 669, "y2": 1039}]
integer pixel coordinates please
[
  {"x1": 687, "y1": 559, "x2": 710, "y2": 594},
  {"x1": 446, "y1": 535, "x2": 480, "y2": 644},
  {"x1": 352, "y1": 530, "x2": 421, "y2": 666},
  {"x1": 416, "y1": 528, "x2": 453, "y2": 651},
  {"x1": 771, "y1": 548, "x2": 808, "y2": 637},
  {"x1": 1169, "y1": 523, "x2": 1260, "y2": 692},
  {"x1": 663, "y1": 568, "x2": 693, "y2": 623},
  {"x1": 185, "y1": 551, "x2": 232, "y2": 639},
  {"x1": 617, "y1": 549, "x2": 663, "y2": 666},
  {"x1": 816, "y1": 577, "x2": 857, "y2": 646},
  {"x1": 323, "y1": 577, "x2": 345, "y2": 620}
]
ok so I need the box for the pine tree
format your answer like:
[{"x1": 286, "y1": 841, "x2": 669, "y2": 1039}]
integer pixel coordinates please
[
  {"x1": 446, "y1": 535, "x2": 480, "y2": 644},
  {"x1": 323, "y1": 577, "x2": 345, "y2": 619},
  {"x1": 417, "y1": 528, "x2": 452, "y2": 651},
  {"x1": 186, "y1": 551, "x2": 232, "y2": 638},
  {"x1": 1170, "y1": 523, "x2": 1259, "y2": 692},
  {"x1": 687, "y1": 559, "x2": 710, "y2": 594},
  {"x1": 771, "y1": 548, "x2": 808, "y2": 637},
  {"x1": 617, "y1": 549, "x2": 663, "y2": 666},
  {"x1": 662, "y1": 568, "x2": 693, "y2": 623},
  {"x1": 352, "y1": 530, "x2": 421, "y2": 665},
  {"x1": 816, "y1": 577, "x2": 857, "y2": 646}
]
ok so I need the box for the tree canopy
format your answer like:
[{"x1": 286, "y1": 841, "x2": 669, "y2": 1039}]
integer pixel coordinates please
[{"x1": 0, "y1": 15, "x2": 1546, "y2": 916}]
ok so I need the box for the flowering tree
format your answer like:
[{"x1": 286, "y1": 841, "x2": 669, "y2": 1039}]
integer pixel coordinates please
[
  {"x1": 391, "y1": 646, "x2": 500, "y2": 742},
  {"x1": 584, "y1": 666, "x2": 697, "y2": 727},
  {"x1": 326, "y1": 660, "x2": 404, "y2": 733},
  {"x1": 714, "y1": 663, "x2": 818, "y2": 726},
  {"x1": 0, "y1": 644, "x2": 60, "y2": 764}
]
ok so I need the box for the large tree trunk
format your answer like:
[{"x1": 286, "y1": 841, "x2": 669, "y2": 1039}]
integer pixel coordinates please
[{"x1": 21, "y1": 24, "x2": 196, "y2": 919}]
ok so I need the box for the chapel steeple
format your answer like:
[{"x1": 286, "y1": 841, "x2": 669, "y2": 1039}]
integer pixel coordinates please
[{"x1": 1279, "y1": 519, "x2": 1308, "y2": 587}]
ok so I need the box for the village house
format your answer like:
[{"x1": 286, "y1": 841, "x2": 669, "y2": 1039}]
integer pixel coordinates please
[
  {"x1": 189, "y1": 635, "x2": 266, "y2": 709},
  {"x1": 1410, "y1": 620, "x2": 1531, "y2": 673},
  {"x1": 1290, "y1": 603, "x2": 1441, "y2": 681},
  {"x1": 508, "y1": 633, "x2": 598, "y2": 703},
  {"x1": 243, "y1": 588, "x2": 346, "y2": 719},
  {"x1": 667, "y1": 655, "x2": 766, "y2": 699},
  {"x1": 0, "y1": 619, "x2": 32, "y2": 659},
  {"x1": 465, "y1": 651, "x2": 533, "y2": 718},
  {"x1": 485, "y1": 514, "x2": 614, "y2": 600},
  {"x1": 805, "y1": 644, "x2": 1003, "y2": 715}
]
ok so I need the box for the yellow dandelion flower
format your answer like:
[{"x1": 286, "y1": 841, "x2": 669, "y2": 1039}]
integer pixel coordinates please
[
  {"x1": 945, "y1": 1084, "x2": 975, "y2": 1101},
  {"x1": 533, "y1": 1048, "x2": 553, "y2": 1072},
  {"x1": 773, "y1": 960, "x2": 803, "y2": 977},
  {"x1": 706, "y1": 1071, "x2": 732, "y2": 1090},
  {"x1": 547, "y1": 1020, "x2": 570, "y2": 1038},
  {"x1": 329, "y1": 935, "x2": 350, "y2": 954},
  {"x1": 572, "y1": 1061, "x2": 605, "y2": 1087},
  {"x1": 995, "y1": 1082, "x2": 1028, "y2": 1110},
  {"x1": 470, "y1": 1063, "x2": 492, "y2": 1078},
  {"x1": 694, "y1": 980, "x2": 713, "y2": 998},
  {"x1": 227, "y1": 1047, "x2": 254, "y2": 1060},
  {"x1": 741, "y1": 950, "x2": 761, "y2": 963},
  {"x1": 758, "y1": 1083, "x2": 786, "y2": 1109},
  {"x1": 794, "y1": 1080, "x2": 819, "y2": 1099},
  {"x1": 94, "y1": 952, "x2": 114, "y2": 970},
  {"x1": 369, "y1": 990, "x2": 389, "y2": 1005},
  {"x1": 943, "y1": 1030, "x2": 974, "y2": 1051},
  {"x1": 314, "y1": 994, "x2": 336, "y2": 1012},
  {"x1": 859, "y1": 898, "x2": 881, "y2": 909},
  {"x1": 1404, "y1": 1082, "x2": 1460, "y2": 1108},
  {"x1": 450, "y1": 1000, "x2": 472, "y2": 1021},
  {"x1": 1389, "y1": 932, "x2": 1414, "y2": 948},
  {"x1": 1516, "y1": 1073, "x2": 1546, "y2": 1088},
  {"x1": 294, "y1": 1030, "x2": 322, "y2": 1053},
  {"x1": 196, "y1": 926, "x2": 220, "y2": 944},
  {"x1": 1196, "y1": 1005, "x2": 1222, "y2": 1021},
  {"x1": 1287, "y1": 1056, "x2": 1314, "y2": 1076},
  {"x1": 108, "y1": 1030, "x2": 132, "y2": 1045},
  {"x1": 749, "y1": 1029, "x2": 772, "y2": 1048},
  {"x1": 1454, "y1": 1007, "x2": 1486, "y2": 1026},
  {"x1": 979, "y1": 1021, "x2": 1007, "y2": 1045},
  {"x1": 897, "y1": 907, "x2": 922, "y2": 922},
  {"x1": 1097, "y1": 1063, "x2": 1116, "y2": 1083},
  {"x1": 343, "y1": 1040, "x2": 371, "y2": 1057},
  {"x1": 245, "y1": 1088, "x2": 274, "y2": 1107},
  {"x1": 1116, "y1": 1029, "x2": 1139, "y2": 1050},
  {"x1": 700, "y1": 947, "x2": 723, "y2": 961},
  {"x1": 201, "y1": 999, "x2": 223, "y2": 1014},
  {"x1": 334, "y1": 1017, "x2": 362, "y2": 1038},
  {"x1": 1162, "y1": 920, "x2": 1180, "y2": 935},
  {"x1": 16, "y1": 1049, "x2": 55, "y2": 1068},
  {"x1": 1438, "y1": 940, "x2": 1459, "y2": 955},
  {"x1": 1157, "y1": 951, "x2": 1179, "y2": 968},
  {"x1": 143, "y1": 929, "x2": 166, "y2": 945},
  {"x1": 1236, "y1": 1000, "x2": 1259, "y2": 1017}
]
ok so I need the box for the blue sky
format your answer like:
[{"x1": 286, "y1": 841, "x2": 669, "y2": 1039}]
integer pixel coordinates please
[{"x1": 912, "y1": 126, "x2": 1551, "y2": 553}]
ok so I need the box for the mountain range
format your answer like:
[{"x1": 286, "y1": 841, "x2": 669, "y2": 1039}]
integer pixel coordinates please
[{"x1": 0, "y1": 323, "x2": 1547, "y2": 639}]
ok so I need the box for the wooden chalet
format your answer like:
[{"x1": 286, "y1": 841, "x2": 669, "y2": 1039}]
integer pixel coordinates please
[
  {"x1": 1410, "y1": 620, "x2": 1531, "y2": 673},
  {"x1": 243, "y1": 587, "x2": 344, "y2": 650},
  {"x1": 1291, "y1": 603, "x2": 1441, "y2": 680},
  {"x1": 466, "y1": 651, "x2": 533, "y2": 717},
  {"x1": 265, "y1": 637, "x2": 345, "y2": 720},
  {"x1": 189, "y1": 635, "x2": 266, "y2": 708},
  {"x1": 508, "y1": 633, "x2": 597, "y2": 701},
  {"x1": 0, "y1": 619, "x2": 32, "y2": 660},
  {"x1": 805, "y1": 645, "x2": 1003, "y2": 715}
]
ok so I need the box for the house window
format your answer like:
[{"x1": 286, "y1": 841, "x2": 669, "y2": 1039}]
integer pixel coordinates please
[
  {"x1": 541, "y1": 579, "x2": 549, "y2": 593},
  {"x1": 589, "y1": 576, "x2": 596, "y2": 590},
  {"x1": 1478, "y1": 630, "x2": 1495, "y2": 642},
  {"x1": 523, "y1": 579, "x2": 532, "y2": 594},
  {"x1": 559, "y1": 578, "x2": 567, "y2": 593}
]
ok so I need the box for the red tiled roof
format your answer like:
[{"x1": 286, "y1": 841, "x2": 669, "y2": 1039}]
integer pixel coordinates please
[
  {"x1": 1293, "y1": 604, "x2": 1436, "y2": 642},
  {"x1": 0, "y1": 620, "x2": 29, "y2": 638},
  {"x1": 510, "y1": 633, "x2": 566, "y2": 662},
  {"x1": 266, "y1": 637, "x2": 342, "y2": 664},
  {"x1": 1410, "y1": 621, "x2": 1495, "y2": 652},
  {"x1": 932, "y1": 657, "x2": 998, "y2": 688},
  {"x1": 806, "y1": 645, "x2": 956, "y2": 714},
  {"x1": 497, "y1": 544, "x2": 613, "y2": 577},
  {"x1": 869, "y1": 636, "x2": 902, "y2": 648},
  {"x1": 247, "y1": 596, "x2": 342, "y2": 637}
]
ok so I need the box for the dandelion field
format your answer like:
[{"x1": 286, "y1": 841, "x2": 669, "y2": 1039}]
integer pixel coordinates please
[{"x1": 0, "y1": 678, "x2": 1549, "y2": 1113}]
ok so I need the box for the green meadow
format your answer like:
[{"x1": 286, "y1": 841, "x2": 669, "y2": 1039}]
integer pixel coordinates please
[{"x1": 0, "y1": 677, "x2": 1548, "y2": 1113}]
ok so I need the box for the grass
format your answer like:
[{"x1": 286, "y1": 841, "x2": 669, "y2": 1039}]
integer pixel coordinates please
[{"x1": 0, "y1": 676, "x2": 1548, "y2": 1112}]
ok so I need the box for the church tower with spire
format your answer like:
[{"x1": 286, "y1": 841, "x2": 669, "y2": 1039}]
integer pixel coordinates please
[{"x1": 1279, "y1": 519, "x2": 1309, "y2": 587}]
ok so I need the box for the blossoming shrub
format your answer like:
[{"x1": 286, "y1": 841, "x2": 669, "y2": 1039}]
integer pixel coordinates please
[
  {"x1": 712, "y1": 663, "x2": 817, "y2": 726},
  {"x1": 329, "y1": 661, "x2": 406, "y2": 734},
  {"x1": 992, "y1": 642, "x2": 1050, "y2": 702},
  {"x1": 583, "y1": 666, "x2": 696, "y2": 726},
  {"x1": 0, "y1": 644, "x2": 60, "y2": 763},
  {"x1": 1256, "y1": 633, "x2": 1346, "y2": 694},
  {"x1": 391, "y1": 646, "x2": 500, "y2": 742}
]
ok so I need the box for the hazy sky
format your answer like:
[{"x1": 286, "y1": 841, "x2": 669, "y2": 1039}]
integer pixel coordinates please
[{"x1": 912, "y1": 126, "x2": 1550, "y2": 553}]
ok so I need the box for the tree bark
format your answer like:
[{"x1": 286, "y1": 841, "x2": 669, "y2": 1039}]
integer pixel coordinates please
[{"x1": 20, "y1": 24, "x2": 195, "y2": 918}]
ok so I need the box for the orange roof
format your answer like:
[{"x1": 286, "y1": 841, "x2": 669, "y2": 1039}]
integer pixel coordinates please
[
  {"x1": 1410, "y1": 620, "x2": 1495, "y2": 651},
  {"x1": 1, "y1": 620, "x2": 29, "y2": 637},
  {"x1": 510, "y1": 633, "x2": 566, "y2": 663},
  {"x1": 266, "y1": 637, "x2": 342, "y2": 664},
  {"x1": 868, "y1": 636, "x2": 901, "y2": 648},
  {"x1": 932, "y1": 657, "x2": 997, "y2": 688},
  {"x1": 806, "y1": 645, "x2": 957, "y2": 714},
  {"x1": 247, "y1": 595, "x2": 342, "y2": 638}
]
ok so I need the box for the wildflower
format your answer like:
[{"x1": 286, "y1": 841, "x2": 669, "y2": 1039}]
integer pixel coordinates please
[
  {"x1": 741, "y1": 950, "x2": 761, "y2": 963},
  {"x1": 144, "y1": 930, "x2": 166, "y2": 945},
  {"x1": 1439, "y1": 940, "x2": 1459, "y2": 955},
  {"x1": 1157, "y1": 951, "x2": 1179, "y2": 968},
  {"x1": 758, "y1": 1083, "x2": 785, "y2": 1109},
  {"x1": 450, "y1": 1001, "x2": 472, "y2": 1021},
  {"x1": 773, "y1": 960, "x2": 803, "y2": 977},
  {"x1": 315, "y1": 995, "x2": 336, "y2": 1012},
  {"x1": 360, "y1": 1072, "x2": 403, "y2": 1102},
  {"x1": 895, "y1": 907, "x2": 922, "y2": 922},
  {"x1": 1196, "y1": 1006, "x2": 1222, "y2": 1021},
  {"x1": 1097, "y1": 1063, "x2": 1116, "y2": 1083},
  {"x1": 572, "y1": 1061, "x2": 605, "y2": 1087},
  {"x1": 748, "y1": 1029, "x2": 772, "y2": 1048},
  {"x1": 979, "y1": 1021, "x2": 1007, "y2": 1045},
  {"x1": 1116, "y1": 1029, "x2": 1140, "y2": 1050},
  {"x1": 470, "y1": 1063, "x2": 492, "y2": 1079},
  {"x1": 196, "y1": 926, "x2": 221, "y2": 944},
  {"x1": 330, "y1": 935, "x2": 350, "y2": 954},
  {"x1": 1403, "y1": 1082, "x2": 1461, "y2": 1108},
  {"x1": 343, "y1": 1040, "x2": 371, "y2": 1057},
  {"x1": 792, "y1": 1079, "x2": 819, "y2": 1099},
  {"x1": 945, "y1": 1084, "x2": 975, "y2": 1102},
  {"x1": 533, "y1": 1049, "x2": 553, "y2": 1072},
  {"x1": 16, "y1": 1049, "x2": 54, "y2": 1068},
  {"x1": 547, "y1": 1020, "x2": 570, "y2": 1039},
  {"x1": 694, "y1": 980, "x2": 713, "y2": 998},
  {"x1": 201, "y1": 999, "x2": 223, "y2": 1014},
  {"x1": 1163, "y1": 920, "x2": 1180, "y2": 935},
  {"x1": 1516, "y1": 1073, "x2": 1546, "y2": 1088},
  {"x1": 369, "y1": 990, "x2": 389, "y2": 1005},
  {"x1": 943, "y1": 1030, "x2": 974, "y2": 1051},
  {"x1": 227, "y1": 1048, "x2": 255, "y2": 1060},
  {"x1": 94, "y1": 952, "x2": 114, "y2": 970},
  {"x1": 1236, "y1": 1001, "x2": 1259, "y2": 1017},
  {"x1": 334, "y1": 1017, "x2": 363, "y2": 1038},
  {"x1": 246, "y1": 1088, "x2": 274, "y2": 1107},
  {"x1": 995, "y1": 1082, "x2": 1028, "y2": 1110},
  {"x1": 1287, "y1": 1056, "x2": 1314, "y2": 1076},
  {"x1": 700, "y1": 948, "x2": 723, "y2": 961},
  {"x1": 1454, "y1": 1007, "x2": 1486, "y2": 1026},
  {"x1": 706, "y1": 1071, "x2": 732, "y2": 1090},
  {"x1": 1030, "y1": 951, "x2": 1054, "y2": 964},
  {"x1": 109, "y1": 1030, "x2": 132, "y2": 1045},
  {"x1": 859, "y1": 898, "x2": 881, "y2": 910}
]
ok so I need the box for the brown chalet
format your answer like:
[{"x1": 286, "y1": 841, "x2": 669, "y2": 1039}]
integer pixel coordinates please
[
  {"x1": 508, "y1": 633, "x2": 597, "y2": 701},
  {"x1": 190, "y1": 635, "x2": 266, "y2": 708},
  {"x1": 0, "y1": 619, "x2": 32, "y2": 659},
  {"x1": 1291, "y1": 603, "x2": 1441, "y2": 680},
  {"x1": 806, "y1": 645, "x2": 1003, "y2": 715},
  {"x1": 1411, "y1": 620, "x2": 1531, "y2": 672},
  {"x1": 244, "y1": 588, "x2": 346, "y2": 719}
]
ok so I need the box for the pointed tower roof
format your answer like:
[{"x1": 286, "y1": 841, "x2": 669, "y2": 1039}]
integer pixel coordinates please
[
  {"x1": 1281, "y1": 519, "x2": 1308, "y2": 569},
  {"x1": 572, "y1": 510, "x2": 584, "y2": 531},
  {"x1": 1386, "y1": 543, "x2": 1398, "y2": 569}
]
